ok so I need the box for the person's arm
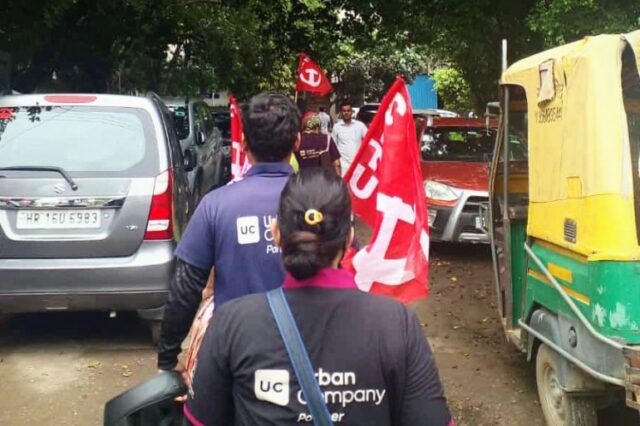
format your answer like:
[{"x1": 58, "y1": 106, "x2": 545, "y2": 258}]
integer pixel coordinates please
[
  {"x1": 333, "y1": 160, "x2": 341, "y2": 176},
  {"x1": 401, "y1": 311, "x2": 453, "y2": 426},
  {"x1": 157, "y1": 199, "x2": 216, "y2": 370},
  {"x1": 157, "y1": 259, "x2": 210, "y2": 370},
  {"x1": 185, "y1": 308, "x2": 234, "y2": 426},
  {"x1": 329, "y1": 137, "x2": 341, "y2": 175}
]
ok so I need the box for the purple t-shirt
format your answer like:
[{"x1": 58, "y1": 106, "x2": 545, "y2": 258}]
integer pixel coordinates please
[
  {"x1": 174, "y1": 162, "x2": 292, "y2": 307},
  {"x1": 295, "y1": 133, "x2": 340, "y2": 169}
]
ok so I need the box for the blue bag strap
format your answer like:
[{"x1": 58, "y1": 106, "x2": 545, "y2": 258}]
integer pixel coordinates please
[{"x1": 266, "y1": 287, "x2": 334, "y2": 426}]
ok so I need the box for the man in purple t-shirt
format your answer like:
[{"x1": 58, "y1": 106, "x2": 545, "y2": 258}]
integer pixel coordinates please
[
  {"x1": 157, "y1": 93, "x2": 301, "y2": 373},
  {"x1": 295, "y1": 112, "x2": 341, "y2": 175}
]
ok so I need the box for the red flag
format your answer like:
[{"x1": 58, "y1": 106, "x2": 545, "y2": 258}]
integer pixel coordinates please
[
  {"x1": 344, "y1": 77, "x2": 430, "y2": 304},
  {"x1": 296, "y1": 53, "x2": 333, "y2": 96},
  {"x1": 229, "y1": 95, "x2": 251, "y2": 180}
]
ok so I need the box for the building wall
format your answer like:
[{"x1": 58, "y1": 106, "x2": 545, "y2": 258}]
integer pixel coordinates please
[{"x1": 408, "y1": 74, "x2": 438, "y2": 109}]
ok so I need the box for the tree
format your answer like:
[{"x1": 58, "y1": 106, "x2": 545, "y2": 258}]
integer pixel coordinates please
[
  {"x1": 0, "y1": 0, "x2": 186, "y2": 93},
  {"x1": 432, "y1": 67, "x2": 473, "y2": 114},
  {"x1": 528, "y1": 0, "x2": 640, "y2": 46},
  {"x1": 388, "y1": 0, "x2": 544, "y2": 110},
  {"x1": 4, "y1": 0, "x2": 637, "y2": 104},
  {"x1": 329, "y1": 42, "x2": 430, "y2": 105}
]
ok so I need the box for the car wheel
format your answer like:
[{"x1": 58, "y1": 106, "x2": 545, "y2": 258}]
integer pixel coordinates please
[
  {"x1": 148, "y1": 320, "x2": 162, "y2": 346},
  {"x1": 536, "y1": 344, "x2": 597, "y2": 426}
]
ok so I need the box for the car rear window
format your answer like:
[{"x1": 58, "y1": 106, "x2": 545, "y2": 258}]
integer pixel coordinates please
[
  {"x1": 0, "y1": 105, "x2": 158, "y2": 176},
  {"x1": 422, "y1": 128, "x2": 496, "y2": 162}
]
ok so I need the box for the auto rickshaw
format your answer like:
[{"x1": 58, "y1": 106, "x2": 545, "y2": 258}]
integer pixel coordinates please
[{"x1": 488, "y1": 30, "x2": 640, "y2": 425}]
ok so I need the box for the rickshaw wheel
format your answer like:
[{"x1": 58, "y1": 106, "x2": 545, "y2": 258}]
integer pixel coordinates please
[{"x1": 536, "y1": 344, "x2": 597, "y2": 426}]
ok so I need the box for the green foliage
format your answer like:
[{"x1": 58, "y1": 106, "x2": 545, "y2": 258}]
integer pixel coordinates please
[
  {"x1": 330, "y1": 42, "x2": 430, "y2": 104},
  {"x1": 528, "y1": 0, "x2": 640, "y2": 45},
  {"x1": 385, "y1": 0, "x2": 544, "y2": 109},
  {"x1": 2, "y1": 0, "x2": 639, "y2": 105},
  {"x1": 432, "y1": 68, "x2": 473, "y2": 114}
]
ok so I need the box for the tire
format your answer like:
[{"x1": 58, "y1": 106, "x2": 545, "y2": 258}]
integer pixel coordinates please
[
  {"x1": 149, "y1": 320, "x2": 162, "y2": 346},
  {"x1": 536, "y1": 343, "x2": 598, "y2": 426}
]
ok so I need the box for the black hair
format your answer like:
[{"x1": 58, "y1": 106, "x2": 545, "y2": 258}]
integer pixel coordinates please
[
  {"x1": 339, "y1": 100, "x2": 353, "y2": 110},
  {"x1": 278, "y1": 168, "x2": 352, "y2": 280},
  {"x1": 241, "y1": 92, "x2": 301, "y2": 162},
  {"x1": 318, "y1": 106, "x2": 326, "y2": 112}
]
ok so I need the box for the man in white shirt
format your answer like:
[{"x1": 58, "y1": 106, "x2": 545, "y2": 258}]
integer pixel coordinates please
[{"x1": 331, "y1": 101, "x2": 367, "y2": 176}]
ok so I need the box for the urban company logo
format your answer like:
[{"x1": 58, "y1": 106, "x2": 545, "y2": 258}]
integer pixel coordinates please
[
  {"x1": 236, "y1": 215, "x2": 281, "y2": 253},
  {"x1": 255, "y1": 369, "x2": 290, "y2": 406},
  {"x1": 236, "y1": 216, "x2": 260, "y2": 245}
]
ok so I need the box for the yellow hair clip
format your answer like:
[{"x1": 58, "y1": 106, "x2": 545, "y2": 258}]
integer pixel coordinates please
[{"x1": 304, "y1": 209, "x2": 324, "y2": 226}]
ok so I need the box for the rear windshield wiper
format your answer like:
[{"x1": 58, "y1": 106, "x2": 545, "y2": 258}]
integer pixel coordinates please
[{"x1": 0, "y1": 166, "x2": 78, "y2": 191}]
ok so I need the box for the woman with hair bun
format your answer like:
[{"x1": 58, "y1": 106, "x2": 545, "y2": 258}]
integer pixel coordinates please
[{"x1": 186, "y1": 169, "x2": 453, "y2": 426}]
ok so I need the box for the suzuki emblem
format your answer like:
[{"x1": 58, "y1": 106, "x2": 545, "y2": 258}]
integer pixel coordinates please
[{"x1": 53, "y1": 183, "x2": 66, "y2": 194}]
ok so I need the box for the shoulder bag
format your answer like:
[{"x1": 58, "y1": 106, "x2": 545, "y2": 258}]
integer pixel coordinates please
[{"x1": 266, "y1": 288, "x2": 334, "y2": 426}]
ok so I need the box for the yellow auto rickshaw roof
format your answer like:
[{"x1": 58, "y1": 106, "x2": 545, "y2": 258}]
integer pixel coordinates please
[
  {"x1": 502, "y1": 31, "x2": 640, "y2": 85},
  {"x1": 499, "y1": 30, "x2": 640, "y2": 259}
]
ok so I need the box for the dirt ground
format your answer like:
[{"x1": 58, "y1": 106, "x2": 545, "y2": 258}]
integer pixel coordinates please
[
  {"x1": 0, "y1": 243, "x2": 637, "y2": 425},
  {"x1": 418, "y1": 243, "x2": 545, "y2": 426}
]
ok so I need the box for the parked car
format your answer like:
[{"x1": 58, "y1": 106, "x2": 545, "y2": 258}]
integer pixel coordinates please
[
  {"x1": 420, "y1": 118, "x2": 496, "y2": 243},
  {"x1": 163, "y1": 97, "x2": 226, "y2": 209},
  {"x1": 413, "y1": 108, "x2": 459, "y2": 118},
  {"x1": 356, "y1": 103, "x2": 459, "y2": 127},
  {"x1": 354, "y1": 103, "x2": 380, "y2": 126},
  {"x1": 211, "y1": 108, "x2": 232, "y2": 184},
  {"x1": 0, "y1": 93, "x2": 195, "y2": 340}
]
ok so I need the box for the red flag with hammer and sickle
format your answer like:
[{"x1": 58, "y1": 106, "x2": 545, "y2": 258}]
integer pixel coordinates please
[{"x1": 296, "y1": 53, "x2": 333, "y2": 97}]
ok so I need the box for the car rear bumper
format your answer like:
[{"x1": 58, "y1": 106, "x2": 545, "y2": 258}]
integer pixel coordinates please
[
  {"x1": 428, "y1": 190, "x2": 489, "y2": 243},
  {"x1": 0, "y1": 240, "x2": 175, "y2": 313}
]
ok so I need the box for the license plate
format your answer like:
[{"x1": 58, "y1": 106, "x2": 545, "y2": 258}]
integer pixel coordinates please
[
  {"x1": 16, "y1": 210, "x2": 101, "y2": 229},
  {"x1": 475, "y1": 215, "x2": 484, "y2": 230}
]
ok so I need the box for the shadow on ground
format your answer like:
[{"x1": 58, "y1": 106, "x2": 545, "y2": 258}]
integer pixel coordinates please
[{"x1": 0, "y1": 311, "x2": 153, "y2": 347}]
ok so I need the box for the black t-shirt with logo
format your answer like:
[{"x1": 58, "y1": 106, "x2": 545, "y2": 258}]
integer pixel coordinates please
[
  {"x1": 186, "y1": 288, "x2": 451, "y2": 426},
  {"x1": 294, "y1": 133, "x2": 340, "y2": 169}
]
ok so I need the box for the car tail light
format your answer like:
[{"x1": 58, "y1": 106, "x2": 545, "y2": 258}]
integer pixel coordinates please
[{"x1": 145, "y1": 169, "x2": 173, "y2": 240}]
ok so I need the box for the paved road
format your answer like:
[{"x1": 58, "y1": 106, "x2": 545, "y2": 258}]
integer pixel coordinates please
[{"x1": 0, "y1": 243, "x2": 637, "y2": 425}]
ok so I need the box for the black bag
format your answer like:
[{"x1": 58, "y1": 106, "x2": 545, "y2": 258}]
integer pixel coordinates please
[{"x1": 103, "y1": 371, "x2": 187, "y2": 426}]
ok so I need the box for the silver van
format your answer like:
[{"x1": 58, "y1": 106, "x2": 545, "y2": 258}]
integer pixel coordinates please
[
  {"x1": 0, "y1": 93, "x2": 194, "y2": 340},
  {"x1": 164, "y1": 98, "x2": 226, "y2": 209}
]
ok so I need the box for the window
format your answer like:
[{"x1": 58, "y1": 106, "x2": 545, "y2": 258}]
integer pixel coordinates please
[
  {"x1": 421, "y1": 128, "x2": 496, "y2": 162},
  {"x1": 0, "y1": 106, "x2": 156, "y2": 176}
]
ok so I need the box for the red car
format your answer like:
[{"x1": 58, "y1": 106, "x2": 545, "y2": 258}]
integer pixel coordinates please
[{"x1": 419, "y1": 117, "x2": 496, "y2": 243}]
